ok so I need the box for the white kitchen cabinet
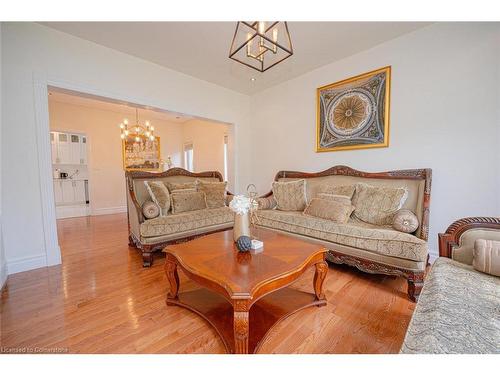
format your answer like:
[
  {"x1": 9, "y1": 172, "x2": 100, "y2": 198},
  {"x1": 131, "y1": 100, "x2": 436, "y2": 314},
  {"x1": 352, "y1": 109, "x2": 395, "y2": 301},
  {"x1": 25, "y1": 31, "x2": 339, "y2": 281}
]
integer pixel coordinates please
[
  {"x1": 53, "y1": 180, "x2": 63, "y2": 205},
  {"x1": 70, "y1": 134, "x2": 81, "y2": 164},
  {"x1": 80, "y1": 136, "x2": 87, "y2": 165},
  {"x1": 61, "y1": 180, "x2": 75, "y2": 203},
  {"x1": 57, "y1": 132, "x2": 71, "y2": 164},
  {"x1": 73, "y1": 180, "x2": 86, "y2": 203},
  {"x1": 51, "y1": 131, "x2": 88, "y2": 165}
]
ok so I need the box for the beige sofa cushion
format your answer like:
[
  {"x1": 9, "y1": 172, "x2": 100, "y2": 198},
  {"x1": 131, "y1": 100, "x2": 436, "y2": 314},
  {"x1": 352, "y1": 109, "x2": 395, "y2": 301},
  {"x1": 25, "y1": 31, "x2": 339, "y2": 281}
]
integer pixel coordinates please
[
  {"x1": 256, "y1": 209, "x2": 427, "y2": 262},
  {"x1": 272, "y1": 179, "x2": 307, "y2": 211},
  {"x1": 352, "y1": 183, "x2": 407, "y2": 225},
  {"x1": 170, "y1": 191, "x2": 207, "y2": 214},
  {"x1": 165, "y1": 181, "x2": 197, "y2": 193},
  {"x1": 317, "y1": 184, "x2": 356, "y2": 199},
  {"x1": 393, "y1": 209, "x2": 419, "y2": 233},
  {"x1": 144, "y1": 181, "x2": 170, "y2": 216},
  {"x1": 141, "y1": 206, "x2": 234, "y2": 238},
  {"x1": 473, "y1": 239, "x2": 500, "y2": 277},
  {"x1": 401, "y1": 257, "x2": 499, "y2": 354},
  {"x1": 257, "y1": 196, "x2": 277, "y2": 210},
  {"x1": 303, "y1": 198, "x2": 354, "y2": 223},
  {"x1": 317, "y1": 193, "x2": 352, "y2": 206},
  {"x1": 196, "y1": 180, "x2": 226, "y2": 209}
]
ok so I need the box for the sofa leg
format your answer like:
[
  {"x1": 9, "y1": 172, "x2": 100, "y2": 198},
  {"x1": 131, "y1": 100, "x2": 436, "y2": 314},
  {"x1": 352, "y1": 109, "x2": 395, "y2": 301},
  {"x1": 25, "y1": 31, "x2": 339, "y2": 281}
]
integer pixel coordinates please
[
  {"x1": 142, "y1": 251, "x2": 154, "y2": 267},
  {"x1": 407, "y1": 272, "x2": 425, "y2": 302}
]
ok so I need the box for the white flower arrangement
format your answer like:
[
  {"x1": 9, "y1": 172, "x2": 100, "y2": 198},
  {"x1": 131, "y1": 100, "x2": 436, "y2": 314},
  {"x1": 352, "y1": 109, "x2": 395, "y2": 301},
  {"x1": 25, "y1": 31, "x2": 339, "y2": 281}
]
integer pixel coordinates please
[{"x1": 229, "y1": 195, "x2": 258, "y2": 215}]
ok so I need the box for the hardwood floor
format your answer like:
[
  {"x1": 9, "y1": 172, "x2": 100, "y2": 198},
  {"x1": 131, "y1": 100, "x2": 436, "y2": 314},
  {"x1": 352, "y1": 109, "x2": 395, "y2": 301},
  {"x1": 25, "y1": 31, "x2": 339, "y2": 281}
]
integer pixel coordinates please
[{"x1": 0, "y1": 213, "x2": 415, "y2": 354}]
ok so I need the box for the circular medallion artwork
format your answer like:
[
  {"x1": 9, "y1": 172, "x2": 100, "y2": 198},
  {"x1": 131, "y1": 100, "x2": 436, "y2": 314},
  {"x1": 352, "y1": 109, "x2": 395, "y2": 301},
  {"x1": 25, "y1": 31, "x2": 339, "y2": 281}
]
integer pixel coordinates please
[
  {"x1": 327, "y1": 91, "x2": 374, "y2": 137},
  {"x1": 317, "y1": 67, "x2": 390, "y2": 152}
]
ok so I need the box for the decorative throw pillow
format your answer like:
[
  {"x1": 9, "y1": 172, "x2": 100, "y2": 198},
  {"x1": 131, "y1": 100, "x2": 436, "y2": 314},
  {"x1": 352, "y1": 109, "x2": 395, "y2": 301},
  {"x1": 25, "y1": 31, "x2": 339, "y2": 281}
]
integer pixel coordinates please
[
  {"x1": 257, "y1": 196, "x2": 277, "y2": 210},
  {"x1": 144, "y1": 180, "x2": 170, "y2": 216},
  {"x1": 352, "y1": 183, "x2": 408, "y2": 225},
  {"x1": 272, "y1": 179, "x2": 307, "y2": 211},
  {"x1": 170, "y1": 191, "x2": 207, "y2": 214},
  {"x1": 303, "y1": 198, "x2": 354, "y2": 224},
  {"x1": 316, "y1": 193, "x2": 352, "y2": 206},
  {"x1": 165, "y1": 181, "x2": 196, "y2": 193},
  {"x1": 317, "y1": 184, "x2": 356, "y2": 199},
  {"x1": 142, "y1": 201, "x2": 160, "y2": 219},
  {"x1": 473, "y1": 239, "x2": 500, "y2": 277},
  {"x1": 392, "y1": 209, "x2": 419, "y2": 233},
  {"x1": 196, "y1": 180, "x2": 227, "y2": 209}
]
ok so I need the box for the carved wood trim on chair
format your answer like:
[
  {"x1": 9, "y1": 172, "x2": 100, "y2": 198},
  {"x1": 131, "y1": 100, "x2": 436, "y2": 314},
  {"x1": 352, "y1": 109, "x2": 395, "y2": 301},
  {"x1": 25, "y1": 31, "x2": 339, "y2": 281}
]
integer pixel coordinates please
[{"x1": 438, "y1": 217, "x2": 500, "y2": 258}]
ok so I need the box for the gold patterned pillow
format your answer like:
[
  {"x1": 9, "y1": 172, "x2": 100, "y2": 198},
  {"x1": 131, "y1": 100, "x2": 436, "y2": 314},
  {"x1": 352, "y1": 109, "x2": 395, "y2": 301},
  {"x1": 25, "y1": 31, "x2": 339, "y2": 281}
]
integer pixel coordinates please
[
  {"x1": 144, "y1": 181, "x2": 170, "y2": 216},
  {"x1": 316, "y1": 193, "x2": 352, "y2": 206},
  {"x1": 142, "y1": 201, "x2": 160, "y2": 219},
  {"x1": 272, "y1": 179, "x2": 307, "y2": 211},
  {"x1": 303, "y1": 198, "x2": 354, "y2": 223},
  {"x1": 195, "y1": 180, "x2": 227, "y2": 209},
  {"x1": 393, "y1": 209, "x2": 419, "y2": 233},
  {"x1": 170, "y1": 191, "x2": 207, "y2": 214},
  {"x1": 352, "y1": 183, "x2": 408, "y2": 225},
  {"x1": 317, "y1": 184, "x2": 356, "y2": 199},
  {"x1": 257, "y1": 196, "x2": 277, "y2": 210},
  {"x1": 165, "y1": 181, "x2": 196, "y2": 193}
]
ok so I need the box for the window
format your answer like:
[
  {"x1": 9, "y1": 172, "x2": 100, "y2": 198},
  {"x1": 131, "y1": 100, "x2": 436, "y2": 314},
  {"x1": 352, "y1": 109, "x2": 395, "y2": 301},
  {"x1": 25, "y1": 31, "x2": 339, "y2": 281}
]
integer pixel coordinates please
[
  {"x1": 223, "y1": 135, "x2": 229, "y2": 182},
  {"x1": 184, "y1": 142, "x2": 194, "y2": 172}
]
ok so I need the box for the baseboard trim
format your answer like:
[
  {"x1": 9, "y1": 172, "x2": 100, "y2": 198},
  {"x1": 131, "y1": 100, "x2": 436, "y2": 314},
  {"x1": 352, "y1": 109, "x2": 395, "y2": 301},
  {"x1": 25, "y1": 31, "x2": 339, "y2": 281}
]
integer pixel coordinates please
[
  {"x1": 428, "y1": 252, "x2": 439, "y2": 264},
  {"x1": 0, "y1": 263, "x2": 8, "y2": 290},
  {"x1": 91, "y1": 206, "x2": 127, "y2": 216},
  {"x1": 7, "y1": 253, "x2": 48, "y2": 275}
]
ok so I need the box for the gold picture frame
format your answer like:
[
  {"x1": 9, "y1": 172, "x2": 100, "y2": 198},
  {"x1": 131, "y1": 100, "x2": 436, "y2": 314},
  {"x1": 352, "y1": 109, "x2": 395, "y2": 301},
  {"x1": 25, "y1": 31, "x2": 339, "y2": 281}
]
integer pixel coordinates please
[
  {"x1": 316, "y1": 66, "x2": 391, "y2": 152},
  {"x1": 122, "y1": 135, "x2": 161, "y2": 171}
]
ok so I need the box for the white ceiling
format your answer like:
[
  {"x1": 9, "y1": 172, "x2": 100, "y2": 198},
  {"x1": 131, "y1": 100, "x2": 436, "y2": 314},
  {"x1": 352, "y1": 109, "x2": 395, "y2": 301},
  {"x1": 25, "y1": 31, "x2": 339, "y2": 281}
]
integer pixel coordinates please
[
  {"x1": 41, "y1": 22, "x2": 431, "y2": 95},
  {"x1": 48, "y1": 89, "x2": 194, "y2": 124}
]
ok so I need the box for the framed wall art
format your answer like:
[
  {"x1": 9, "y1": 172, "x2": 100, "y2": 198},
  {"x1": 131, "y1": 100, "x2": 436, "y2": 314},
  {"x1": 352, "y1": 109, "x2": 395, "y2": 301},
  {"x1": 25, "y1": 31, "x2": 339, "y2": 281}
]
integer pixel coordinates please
[
  {"x1": 122, "y1": 136, "x2": 161, "y2": 171},
  {"x1": 316, "y1": 66, "x2": 391, "y2": 152}
]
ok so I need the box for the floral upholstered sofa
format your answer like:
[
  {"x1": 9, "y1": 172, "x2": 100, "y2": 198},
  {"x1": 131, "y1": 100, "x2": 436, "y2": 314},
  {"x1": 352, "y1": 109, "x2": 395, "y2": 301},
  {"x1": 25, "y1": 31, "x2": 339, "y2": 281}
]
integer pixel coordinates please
[
  {"x1": 401, "y1": 217, "x2": 500, "y2": 353},
  {"x1": 126, "y1": 168, "x2": 233, "y2": 266},
  {"x1": 255, "y1": 166, "x2": 432, "y2": 301}
]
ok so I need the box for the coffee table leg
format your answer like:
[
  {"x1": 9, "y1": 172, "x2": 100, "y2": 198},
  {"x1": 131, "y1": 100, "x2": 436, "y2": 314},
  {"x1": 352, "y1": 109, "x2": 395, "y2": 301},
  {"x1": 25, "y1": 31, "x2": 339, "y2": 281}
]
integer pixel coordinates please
[
  {"x1": 165, "y1": 255, "x2": 180, "y2": 300},
  {"x1": 233, "y1": 300, "x2": 250, "y2": 354},
  {"x1": 313, "y1": 261, "x2": 328, "y2": 301}
]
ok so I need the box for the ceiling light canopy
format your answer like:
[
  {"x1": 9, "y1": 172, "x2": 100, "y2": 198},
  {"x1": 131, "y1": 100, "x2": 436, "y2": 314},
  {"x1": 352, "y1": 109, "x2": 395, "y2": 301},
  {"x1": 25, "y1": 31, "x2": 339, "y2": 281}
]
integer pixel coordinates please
[{"x1": 229, "y1": 21, "x2": 293, "y2": 73}]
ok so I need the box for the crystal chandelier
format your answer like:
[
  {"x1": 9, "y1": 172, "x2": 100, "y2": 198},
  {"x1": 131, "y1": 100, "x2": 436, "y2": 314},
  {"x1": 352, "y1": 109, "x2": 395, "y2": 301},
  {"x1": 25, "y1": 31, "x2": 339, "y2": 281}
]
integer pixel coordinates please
[
  {"x1": 229, "y1": 21, "x2": 293, "y2": 72},
  {"x1": 119, "y1": 108, "x2": 155, "y2": 143}
]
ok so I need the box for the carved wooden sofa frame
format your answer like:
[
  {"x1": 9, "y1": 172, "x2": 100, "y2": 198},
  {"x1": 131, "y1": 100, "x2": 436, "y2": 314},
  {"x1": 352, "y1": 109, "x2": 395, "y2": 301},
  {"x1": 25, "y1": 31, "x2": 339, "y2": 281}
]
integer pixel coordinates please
[
  {"x1": 261, "y1": 165, "x2": 432, "y2": 302},
  {"x1": 438, "y1": 216, "x2": 500, "y2": 258},
  {"x1": 126, "y1": 168, "x2": 233, "y2": 267}
]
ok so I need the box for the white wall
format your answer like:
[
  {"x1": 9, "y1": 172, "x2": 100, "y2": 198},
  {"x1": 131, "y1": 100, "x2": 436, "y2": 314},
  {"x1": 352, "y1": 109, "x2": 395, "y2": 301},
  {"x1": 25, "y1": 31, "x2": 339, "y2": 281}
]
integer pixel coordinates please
[
  {"x1": 182, "y1": 118, "x2": 231, "y2": 182},
  {"x1": 249, "y1": 23, "x2": 500, "y2": 258},
  {"x1": 1, "y1": 22, "x2": 251, "y2": 274},
  {"x1": 49, "y1": 100, "x2": 185, "y2": 214},
  {"x1": 0, "y1": 22, "x2": 7, "y2": 289}
]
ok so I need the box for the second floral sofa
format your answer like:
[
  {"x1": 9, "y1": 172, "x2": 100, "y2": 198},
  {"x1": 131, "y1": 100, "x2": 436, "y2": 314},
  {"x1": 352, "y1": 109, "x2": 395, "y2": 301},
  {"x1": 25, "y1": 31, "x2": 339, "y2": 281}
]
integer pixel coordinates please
[{"x1": 255, "y1": 165, "x2": 432, "y2": 301}]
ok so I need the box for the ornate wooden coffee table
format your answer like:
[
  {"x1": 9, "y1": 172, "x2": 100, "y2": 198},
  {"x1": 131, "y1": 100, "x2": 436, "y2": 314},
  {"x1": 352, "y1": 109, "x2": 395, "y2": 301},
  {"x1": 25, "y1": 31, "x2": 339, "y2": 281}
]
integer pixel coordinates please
[{"x1": 163, "y1": 229, "x2": 328, "y2": 354}]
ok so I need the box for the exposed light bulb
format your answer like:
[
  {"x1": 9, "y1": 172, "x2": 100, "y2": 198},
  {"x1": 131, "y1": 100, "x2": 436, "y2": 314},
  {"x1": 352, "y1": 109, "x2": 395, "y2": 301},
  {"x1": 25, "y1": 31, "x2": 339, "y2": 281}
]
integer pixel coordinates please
[
  {"x1": 120, "y1": 134, "x2": 125, "y2": 139},
  {"x1": 123, "y1": 119, "x2": 129, "y2": 125},
  {"x1": 145, "y1": 131, "x2": 150, "y2": 137},
  {"x1": 119, "y1": 123, "x2": 124, "y2": 129},
  {"x1": 150, "y1": 126, "x2": 154, "y2": 131},
  {"x1": 258, "y1": 21, "x2": 265, "y2": 34},
  {"x1": 135, "y1": 136, "x2": 140, "y2": 142},
  {"x1": 145, "y1": 121, "x2": 150, "y2": 126},
  {"x1": 124, "y1": 130, "x2": 129, "y2": 136},
  {"x1": 150, "y1": 135, "x2": 155, "y2": 141},
  {"x1": 135, "y1": 126, "x2": 140, "y2": 133}
]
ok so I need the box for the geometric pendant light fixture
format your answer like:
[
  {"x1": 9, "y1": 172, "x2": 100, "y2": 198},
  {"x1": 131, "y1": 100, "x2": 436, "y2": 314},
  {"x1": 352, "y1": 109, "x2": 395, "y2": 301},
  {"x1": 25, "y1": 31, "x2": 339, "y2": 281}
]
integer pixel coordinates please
[{"x1": 229, "y1": 21, "x2": 293, "y2": 72}]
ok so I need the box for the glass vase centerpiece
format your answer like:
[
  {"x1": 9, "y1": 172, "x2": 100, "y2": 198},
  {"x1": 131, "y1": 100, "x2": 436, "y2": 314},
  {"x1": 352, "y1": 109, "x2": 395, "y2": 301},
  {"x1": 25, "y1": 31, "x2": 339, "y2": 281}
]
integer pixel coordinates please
[{"x1": 229, "y1": 194, "x2": 258, "y2": 242}]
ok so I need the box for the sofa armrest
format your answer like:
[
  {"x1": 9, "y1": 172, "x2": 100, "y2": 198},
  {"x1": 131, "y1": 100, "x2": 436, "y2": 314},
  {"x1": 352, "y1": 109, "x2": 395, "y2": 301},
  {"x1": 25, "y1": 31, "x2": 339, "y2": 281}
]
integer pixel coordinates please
[{"x1": 127, "y1": 185, "x2": 144, "y2": 240}]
